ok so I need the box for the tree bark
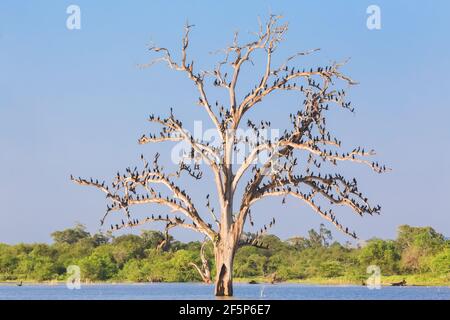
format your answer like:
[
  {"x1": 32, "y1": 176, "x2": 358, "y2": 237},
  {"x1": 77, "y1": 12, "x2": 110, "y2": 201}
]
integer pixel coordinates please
[
  {"x1": 189, "y1": 240, "x2": 211, "y2": 284},
  {"x1": 214, "y1": 240, "x2": 236, "y2": 296}
]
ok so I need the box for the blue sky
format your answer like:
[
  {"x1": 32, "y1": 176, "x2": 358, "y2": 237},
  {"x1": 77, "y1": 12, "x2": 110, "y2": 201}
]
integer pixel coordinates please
[{"x1": 1, "y1": 0, "x2": 449, "y2": 244}]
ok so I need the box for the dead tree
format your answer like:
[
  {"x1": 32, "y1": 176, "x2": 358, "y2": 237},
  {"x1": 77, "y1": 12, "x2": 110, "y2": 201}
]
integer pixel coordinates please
[
  {"x1": 72, "y1": 15, "x2": 387, "y2": 296},
  {"x1": 189, "y1": 240, "x2": 212, "y2": 284}
]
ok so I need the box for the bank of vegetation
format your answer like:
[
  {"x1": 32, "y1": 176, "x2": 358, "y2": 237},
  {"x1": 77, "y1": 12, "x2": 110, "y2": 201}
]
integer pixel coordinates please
[{"x1": 0, "y1": 224, "x2": 448, "y2": 286}]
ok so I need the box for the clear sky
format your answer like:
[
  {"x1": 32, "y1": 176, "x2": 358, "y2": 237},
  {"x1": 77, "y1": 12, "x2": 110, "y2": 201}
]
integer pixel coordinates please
[{"x1": 1, "y1": 0, "x2": 449, "y2": 244}]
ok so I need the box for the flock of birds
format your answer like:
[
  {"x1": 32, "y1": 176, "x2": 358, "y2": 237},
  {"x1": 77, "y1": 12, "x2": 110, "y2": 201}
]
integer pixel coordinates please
[{"x1": 71, "y1": 46, "x2": 387, "y2": 244}]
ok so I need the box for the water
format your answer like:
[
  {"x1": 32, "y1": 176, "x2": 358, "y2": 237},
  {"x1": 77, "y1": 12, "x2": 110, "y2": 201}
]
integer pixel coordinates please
[{"x1": 0, "y1": 283, "x2": 449, "y2": 300}]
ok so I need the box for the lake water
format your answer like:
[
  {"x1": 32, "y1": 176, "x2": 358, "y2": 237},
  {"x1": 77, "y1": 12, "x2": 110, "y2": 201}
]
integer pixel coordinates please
[{"x1": 1, "y1": 283, "x2": 449, "y2": 300}]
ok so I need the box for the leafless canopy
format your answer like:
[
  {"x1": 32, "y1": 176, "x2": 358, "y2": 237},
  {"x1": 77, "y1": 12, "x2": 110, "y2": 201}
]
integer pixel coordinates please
[{"x1": 72, "y1": 15, "x2": 386, "y2": 263}]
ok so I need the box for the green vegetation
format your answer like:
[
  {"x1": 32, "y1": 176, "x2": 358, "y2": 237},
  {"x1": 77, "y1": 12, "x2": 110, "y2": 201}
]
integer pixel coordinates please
[{"x1": 0, "y1": 224, "x2": 448, "y2": 286}]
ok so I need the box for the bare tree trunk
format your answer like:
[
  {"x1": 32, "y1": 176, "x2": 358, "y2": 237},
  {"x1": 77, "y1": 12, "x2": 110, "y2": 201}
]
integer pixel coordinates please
[
  {"x1": 214, "y1": 240, "x2": 236, "y2": 296},
  {"x1": 189, "y1": 240, "x2": 211, "y2": 284},
  {"x1": 214, "y1": 139, "x2": 238, "y2": 297}
]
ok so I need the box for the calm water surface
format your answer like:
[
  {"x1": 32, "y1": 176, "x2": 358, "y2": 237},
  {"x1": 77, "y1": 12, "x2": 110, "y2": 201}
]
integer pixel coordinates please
[{"x1": 0, "y1": 283, "x2": 449, "y2": 300}]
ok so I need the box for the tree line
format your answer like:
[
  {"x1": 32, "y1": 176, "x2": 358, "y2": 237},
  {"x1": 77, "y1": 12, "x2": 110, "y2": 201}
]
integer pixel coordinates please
[{"x1": 0, "y1": 224, "x2": 448, "y2": 285}]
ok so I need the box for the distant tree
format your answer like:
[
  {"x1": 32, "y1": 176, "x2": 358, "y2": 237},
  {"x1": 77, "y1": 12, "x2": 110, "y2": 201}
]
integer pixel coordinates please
[
  {"x1": 287, "y1": 224, "x2": 333, "y2": 249},
  {"x1": 319, "y1": 224, "x2": 333, "y2": 247},
  {"x1": 171, "y1": 250, "x2": 203, "y2": 282},
  {"x1": 307, "y1": 224, "x2": 333, "y2": 248},
  {"x1": 110, "y1": 235, "x2": 145, "y2": 267},
  {"x1": 235, "y1": 246, "x2": 268, "y2": 277},
  {"x1": 396, "y1": 225, "x2": 446, "y2": 272},
  {"x1": 14, "y1": 244, "x2": 60, "y2": 281},
  {"x1": 307, "y1": 229, "x2": 322, "y2": 248},
  {"x1": 91, "y1": 233, "x2": 110, "y2": 246},
  {"x1": 119, "y1": 259, "x2": 145, "y2": 282},
  {"x1": 397, "y1": 225, "x2": 445, "y2": 254},
  {"x1": 51, "y1": 223, "x2": 90, "y2": 245},
  {"x1": 428, "y1": 248, "x2": 450, "y2": 277},
  {"x1": 286, "y1": 236, "x2": 311, "y2": 250},
  {"x1": 72, "y1": 15, "x2": 386, "y2": 296},
  {"x1": 0, "y1": 244, "x2": 19, "y2": 280},
  {"x1": 79, "y1": 250, "x2": 117, "y2": 281},
  {"x1": 140, "y1": 230, "x2": 167, "y2": 249},
  {"x1": 358, "y1": 239, "x2": 400, "y2": 274},
  {"x1": 257, "y1": 234, "x2": 286, "y2": 251}
]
